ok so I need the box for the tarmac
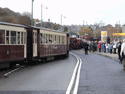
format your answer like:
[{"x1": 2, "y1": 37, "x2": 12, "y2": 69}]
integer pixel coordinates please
[{"x1": 93, "y1": 51, "x2": 119, "y2": 62}]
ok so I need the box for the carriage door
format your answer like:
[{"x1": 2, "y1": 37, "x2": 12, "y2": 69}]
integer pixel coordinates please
[{"x1": 33, "y1": 30, "x2": 37, "y2": 57}]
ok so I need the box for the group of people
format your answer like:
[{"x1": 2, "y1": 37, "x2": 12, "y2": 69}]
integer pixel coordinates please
[
  {"x1": 119, "y1": 39, "x2": 125, "y2": 70},
  {"x1": 83, "y1": 40, "x2": 125, "y2": 70},
  {"x1": 83, "y1": 41, "x2": 98, "y2": 55},
  {"x1": 99, "y1": 42, "x2": 114, "y2": 54},
  {"x1": 114, "y1": 39, "x2": 125, "y2": 70},
  {"x1": 98, "y1": 40, "x2": 125, "y2": 70}
]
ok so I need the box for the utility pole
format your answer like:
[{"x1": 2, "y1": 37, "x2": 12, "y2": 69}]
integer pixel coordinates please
[
  {"x1": 41, "y1": 4, "x2": 48, "y2": 28},
  {"x1": 31, "y1": 0, "x2": 34, "y2": 26},
  {"x1": 41, "y1": 4, "x2": 43, "y2": 27},
  {"x1": 60, "y1": 14, "x2": 66, "y2": 32},
  {"x1": 119, "y1": 20, "x2": 120, "y2": 29},
  {"x1": 83, "y1": 20, "x2": 84, "y2": 27},
  {"x1": 61, "y1": 14, "x2": 62, "y2": 31}
]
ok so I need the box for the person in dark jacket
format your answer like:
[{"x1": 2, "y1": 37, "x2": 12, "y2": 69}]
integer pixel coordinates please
[
  {"x1": 89, "y1": 42, "x2": 92, "y2": 53},
  {"x1": 83, "y1": 42, "x2": 86, "y2": 49},
  {"x1": 84, "y1": 42, "x2": 89, "y2": 55},
  {"x1": 109, "y1": 43, "x2": 113, "y2": 54},
  {"x1": 92, "y1": 42, "x2": 95, "y2": 52},
  {"x1": 118, "y1": 42, "x2": 122, "y2": 64}
]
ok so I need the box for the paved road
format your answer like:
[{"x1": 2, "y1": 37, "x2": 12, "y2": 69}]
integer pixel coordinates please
[
  {"x1": 71, "y1": 49, "x2": 125, "y2": 94},
  {"x1": 0, "y1": 54, "x2": 77, "y2": 94},
  {"x1": 94, "y1": 51, "x2": 119, "y2": 61}
]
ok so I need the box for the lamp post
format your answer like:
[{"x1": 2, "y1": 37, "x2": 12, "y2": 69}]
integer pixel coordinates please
[
  {"x1": 86, "y1": 22, "x2": 88, "y2": 27},
  {"x1": 31, "y1": 0, "x2": 34, "y2": 26},
  {"x1": 41, "y1": 4, "x2": 48, "y2": 28},
  {"x1": 60, "y1": 14, "x2": 66, "y2": 32}
]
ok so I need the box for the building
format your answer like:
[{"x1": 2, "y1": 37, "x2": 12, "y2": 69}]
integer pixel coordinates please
[
  {"x1": 122, "y1": 25, "x2": 125, "y2": 33},
  {"x1": 68, "y1": 32, "x2": 80, "y2": 38},
  {"x1": 115, "y1": 24, "x2": 121, "y2": 29},
  {"x1": 106, "y1": 24, "x2": 112, "y2": 28}
]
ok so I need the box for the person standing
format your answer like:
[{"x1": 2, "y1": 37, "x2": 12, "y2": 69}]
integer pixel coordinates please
[
  {"x1": 120, "y1": 39, "x2": 125, "y2": 70},
  {"x1": 98, "y1": 42, "x2": 101, "y2": 52},
  {"x1": 109, "y1": 43, "x2": 113, "y2": 54},
  {"x1": 103, "y1": 42, "x2": 106, "y2": 53},
  {"x1": 92, "y1": 42, "x2": 95, "y2": 52},
  {"x1": 118, "y1": 42, "x2": 122, "y2": 64},
  {"x1": 95, "y1": 42, "x2": 97, "y2": 51},
  {"x1": 84, "y1": 42, "x2": 89, "y2": 55},
  {"x1": 113, "y1": 42, "x2": 116, "y2": 54},
  {"x1": 89, "y1": 42, "x2": 92, "y2": 53},
  {"x1": 106, "y1": 43, "x2": 109, "y2": 53}
]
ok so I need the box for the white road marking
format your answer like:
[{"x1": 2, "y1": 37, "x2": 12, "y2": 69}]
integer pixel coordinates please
[
  {"x1": 73, "y1": 55, "x2": 82, "y2": 94},
  {"x1": 4, "y1": 65, "x2": 25, "y2": 76},
  {"x1": 66, "y1": 52, "x2": 82, "y2": 94}
]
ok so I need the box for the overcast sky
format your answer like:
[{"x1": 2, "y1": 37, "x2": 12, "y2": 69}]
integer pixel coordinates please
[{"x1": 0, "y1": 0, "x2": 125, "y2": 26}]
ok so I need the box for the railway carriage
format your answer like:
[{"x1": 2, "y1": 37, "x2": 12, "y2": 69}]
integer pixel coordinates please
[
  {"x1": 69, "y1": 37, "x2": 82, "y2": 50},
  {"x1": 0, "y1": 22, "x2": 27, "y2": 68},
  {"x1": 39, "y1": 28, "x2": 69, "y2": 59},
  {"x1": 27, "y1": 27, "x2": 69, "y2": 62},
  {"x1": 0, "y1": 22, "x2": 69, "y2": 69}
]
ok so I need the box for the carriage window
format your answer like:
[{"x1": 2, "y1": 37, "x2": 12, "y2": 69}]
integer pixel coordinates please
[
  {"x1": 24, "y1": 32, "x2": 26, "y2": 44},
  {"x1": 17, "y1": 32, "x2": 20, "y2": 44},
  {"x1": 52, "y1": 35, "x2": 54, "y2": 44},
  {"x1": 49, "y1": 34, "x2": 52, "y2": 44},
  {"x1": 48, "y1": 34, "x2": 50, "y2": 43},
  {"x1": 6, "y1": 31, "x2": 9, "y2": 44},
  {"x1": 44, "y1": 34, "x2": 46, "y2": 44},
  {"x1": 49, "y1": 34, "x2": 51, "y2": 44},
  {"x1": 56, "y1": 36, "x2": 59, "y2": 43},
  {"x1": 21, "y1": 32, "x2": 23, "y2": 44},
  {"x1": 46, "y1": 34, "x2": 48, "y2": 43},
  {"x1": 35, "y1": 33, "x2": 37, "y2": 43},
  {"x1": 42, "y1": 34, "x2": 45, "y2": 44},
  {"x1": 53, "y1": 35, "x2": 56, "y2": 44},
  {"x1": 59, "y1": 36, "x2": 60, "y2": 44},
  {"x1": 11, "y1": 31, "x2": 16, "y2": 44},
  {"x1": 40, "y1": 33, "x2": 42, "y2": 44},
  {"x1": 65, "y1": 36, "x2": 67, "y2": 44},
  {"x1": 0, "y1": 30, "x2": 5, "y2": 44},
  {"x1": 65, "y1": 36, "x2": 66, "y2": 44},
  {"x1": 66, "y1": 36, "x2": 67, "y2": 44},
  {"x1": 55, "y1": 35, "x2": 56, "y2": 41},
  {"x1": 62, "y1": 36, "x2": 64, "y2": 44},
  {"x1": 60, "y1": 36, "x2": 62, "y2": 44},
  {"x1": 56, "y1": 35, "x2": 58, "y2": 43},
  {"x1": 50, "y1": 35, "x2": 52, "y2": 44},
  {"x1": 45, "y1": 34, "x2": 47, "y2": 43}
]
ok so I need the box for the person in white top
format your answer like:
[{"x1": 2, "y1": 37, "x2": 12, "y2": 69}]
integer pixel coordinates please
[
  {"x1": 120, "y1": 39, "x2": 125, "y2": 70},
  {"x1": 106, "y1": 43, "x2": 109, "y2": 53}
]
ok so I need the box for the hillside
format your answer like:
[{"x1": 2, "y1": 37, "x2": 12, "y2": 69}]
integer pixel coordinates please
[
  {"x1": 3, "y1": 8, "x2": 21, "y2": 17},
  {"x1": 0, "y1": 8, "x2": 73, "y2": 32},
  {"x1": 0, "y1": 7, "x2": 30, "y2": 25},
  {"x1": 0, "y1": 7, "x2": 21, "y2": 21}
]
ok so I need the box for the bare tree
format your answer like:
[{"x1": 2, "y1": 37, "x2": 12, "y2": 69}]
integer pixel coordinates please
[{"x1": 18, "y1": 12, "x2": 31, "y2": 25}]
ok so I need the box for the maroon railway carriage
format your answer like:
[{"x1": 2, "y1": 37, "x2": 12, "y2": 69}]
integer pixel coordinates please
[
  {"x1": 27, "y1": 27, "x2": 70, "y2": 62},
  {"x1": 0, "y1": 22, "x2": 27, "y2": 68},
  {"x1": 0, "y1": 22, "x2": 69, "y2": 69},
  {"x1": 69, "y1": 37, "x2": 82, "y2": 50}
]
